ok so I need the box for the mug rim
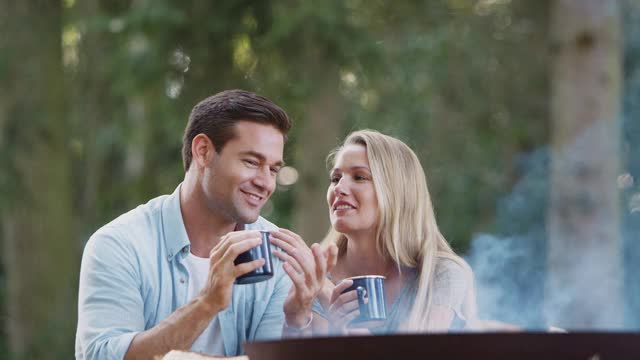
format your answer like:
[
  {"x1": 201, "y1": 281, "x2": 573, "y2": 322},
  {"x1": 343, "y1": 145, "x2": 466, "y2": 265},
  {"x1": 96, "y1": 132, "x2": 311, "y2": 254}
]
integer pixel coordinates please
[{"x1": 343, "y1": 275, "x2": 386, "y2": 280}]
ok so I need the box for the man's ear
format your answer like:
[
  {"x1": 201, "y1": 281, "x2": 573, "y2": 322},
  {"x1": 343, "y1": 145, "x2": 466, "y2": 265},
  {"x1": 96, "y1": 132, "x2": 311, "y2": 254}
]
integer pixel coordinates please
[{"x1": 191, "y1": 134, "x2": 216, "y2": 169}]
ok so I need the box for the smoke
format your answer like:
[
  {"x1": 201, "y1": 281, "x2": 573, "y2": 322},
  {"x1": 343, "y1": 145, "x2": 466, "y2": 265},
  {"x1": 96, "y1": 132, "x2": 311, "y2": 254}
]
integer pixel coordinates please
[
  {"x1": 622, "y1": 0, "x2": 640, "y2": 332},
  {"x1": 466, "y1": 148, "x2": 548, "y2": 330},
  {"x1": 464, "y1": 2, "x2": 640, "y2": 331},
  {"x1": 467, "y1": 127, "x2": 640, "y2": 331}
]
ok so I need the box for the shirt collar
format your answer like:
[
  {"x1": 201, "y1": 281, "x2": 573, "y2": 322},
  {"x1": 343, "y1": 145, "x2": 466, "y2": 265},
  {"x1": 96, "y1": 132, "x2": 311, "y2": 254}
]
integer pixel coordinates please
[
  {"x1": 162, "y1": 184, "x2": 191, "y2": 262},
  {"x1": 161, "y1": 184, "x2": 249, "y2": 262}
]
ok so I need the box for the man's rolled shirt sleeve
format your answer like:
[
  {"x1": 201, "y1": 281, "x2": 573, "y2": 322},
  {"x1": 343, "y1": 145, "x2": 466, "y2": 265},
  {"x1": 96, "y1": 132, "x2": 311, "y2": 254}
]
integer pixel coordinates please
[{"x1": 76, "y1": 228, "x2": 144, "y2": 360}]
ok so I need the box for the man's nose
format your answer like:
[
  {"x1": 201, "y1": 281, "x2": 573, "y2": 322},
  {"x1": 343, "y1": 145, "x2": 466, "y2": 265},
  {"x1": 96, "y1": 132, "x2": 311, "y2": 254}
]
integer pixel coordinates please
[{"x1": 253, "y1": 166, "x2": 275, "y2": 192}]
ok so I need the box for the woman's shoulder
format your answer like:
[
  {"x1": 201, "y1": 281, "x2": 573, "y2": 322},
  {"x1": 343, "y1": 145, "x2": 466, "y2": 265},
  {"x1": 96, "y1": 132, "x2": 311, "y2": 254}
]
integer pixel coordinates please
[
  {"x1": 432, "y1": 256, "x2": 473, "y2": 299},
  {"x1": 434, "y1": 256, "x2": 472, "y2": 283},
  {"x1": 430, "y1": 256, "x2": 473, "y2": 312}
]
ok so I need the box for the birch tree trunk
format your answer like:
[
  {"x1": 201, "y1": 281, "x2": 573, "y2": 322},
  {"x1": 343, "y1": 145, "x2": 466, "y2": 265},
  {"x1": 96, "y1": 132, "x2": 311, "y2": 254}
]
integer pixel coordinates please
[{"x1": 546, "y1": 0, "x2": 623, "y2": 329}]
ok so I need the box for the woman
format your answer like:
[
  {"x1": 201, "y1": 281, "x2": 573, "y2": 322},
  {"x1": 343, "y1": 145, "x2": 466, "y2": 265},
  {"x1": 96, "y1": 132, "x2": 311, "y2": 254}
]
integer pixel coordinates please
[{"x1": 311, "y1": 129, "x2": 478, "y2": 335}]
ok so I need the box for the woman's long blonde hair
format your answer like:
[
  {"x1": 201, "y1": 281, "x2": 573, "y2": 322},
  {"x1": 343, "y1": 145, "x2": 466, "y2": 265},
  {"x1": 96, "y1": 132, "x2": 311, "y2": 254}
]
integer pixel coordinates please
[{"x1": 323, "y1": 129, "x2": 477, "y2": 332}]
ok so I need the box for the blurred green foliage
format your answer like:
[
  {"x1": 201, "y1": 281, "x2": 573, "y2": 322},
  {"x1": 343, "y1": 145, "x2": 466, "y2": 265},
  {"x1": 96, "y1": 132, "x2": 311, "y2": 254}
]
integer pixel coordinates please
[
  {"x1": 51, "y1": 0, "x2": 553, "y2": 248},
  {"x1": 3, "y1": 0, "x2": 640, "y2": 358}
]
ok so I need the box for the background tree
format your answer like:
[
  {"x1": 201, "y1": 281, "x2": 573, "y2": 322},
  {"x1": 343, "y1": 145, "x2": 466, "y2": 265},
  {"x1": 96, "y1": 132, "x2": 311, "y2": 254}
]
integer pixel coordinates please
[
  {"x1": 0, "y1": 0, "x2": 77, "y2": 358},
  {"x1": 622, "y1": 0, "x2": 640, "y2": 329},
  {"x1": 255, "y1": 1, "x2": 371, "y2": 243},
  {"x1": 546, "y1": 0, "x2": 623, "y2": 328},
  {"x1": 1, "y1": 1, "x2": 639, "y2": 358}
]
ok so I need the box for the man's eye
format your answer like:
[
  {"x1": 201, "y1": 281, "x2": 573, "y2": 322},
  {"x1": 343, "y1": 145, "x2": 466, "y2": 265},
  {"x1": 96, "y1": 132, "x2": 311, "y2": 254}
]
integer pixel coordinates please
[
  {"x1": 244, "y1": 159, "x2": 258, "y2": 167},
  {"x1": 270, "y1": 167, "x2": 280, "y2": 175}
]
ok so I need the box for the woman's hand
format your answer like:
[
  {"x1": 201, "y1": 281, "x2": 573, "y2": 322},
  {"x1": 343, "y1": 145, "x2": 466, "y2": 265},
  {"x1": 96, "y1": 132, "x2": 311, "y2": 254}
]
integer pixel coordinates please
[
  {"x1": 325, "y1": 279, "x2": 373, "y2": 335},
  {"x1": 476, "y1": 319, "x2": 522, "y2": 332},
  {"x1": 317, "y1": 277, "x2": 336, "y2": 311},
  {"x1": 271, "y1": 228, "x2": 338, "y2": 328}
]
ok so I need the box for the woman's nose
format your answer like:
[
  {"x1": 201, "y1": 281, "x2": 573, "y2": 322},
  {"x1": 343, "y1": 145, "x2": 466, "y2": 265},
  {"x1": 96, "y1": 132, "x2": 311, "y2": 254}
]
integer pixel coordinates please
[{"x1": 334, "y1": 178, "x2": 349, "y2": 196}]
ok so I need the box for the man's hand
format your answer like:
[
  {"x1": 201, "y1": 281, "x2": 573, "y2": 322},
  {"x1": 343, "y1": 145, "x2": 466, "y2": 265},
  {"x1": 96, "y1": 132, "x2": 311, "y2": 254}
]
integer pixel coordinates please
[
  {"x1": 125, "y1": 230, "x2": 266, "y2": 360},
  {"x1": 199, "y1": 230, "x2": 266, "y2": 313},
  {"x1": 270, "y1": 229, "x2": 338, "y2": 327}
]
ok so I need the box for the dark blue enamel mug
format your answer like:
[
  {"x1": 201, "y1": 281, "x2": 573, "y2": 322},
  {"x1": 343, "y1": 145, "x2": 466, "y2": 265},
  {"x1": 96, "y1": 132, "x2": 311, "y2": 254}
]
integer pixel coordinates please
[
  {"x1": 341, "y1": 275, "x2": 387, "y2": 323},
  {"x1": 234, "y1": 231, "x2": 274, "y2": 284}
]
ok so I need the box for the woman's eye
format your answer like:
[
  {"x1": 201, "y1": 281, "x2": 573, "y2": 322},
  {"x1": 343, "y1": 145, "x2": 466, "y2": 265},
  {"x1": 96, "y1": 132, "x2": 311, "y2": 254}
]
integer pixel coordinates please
[
  {"x1": 355, "y1": 175, "x2": 368, "y2": 181},
  {"x1": 330, "y1": 176, "x2": 340, "y2": 183}
]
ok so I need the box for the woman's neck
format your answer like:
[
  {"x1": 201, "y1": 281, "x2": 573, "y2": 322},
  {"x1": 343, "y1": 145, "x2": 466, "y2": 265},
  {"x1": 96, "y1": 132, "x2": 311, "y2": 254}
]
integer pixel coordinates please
[
  {"x1": 332, "y1": 233, "x2": 410, "y2": 307},
  {"x1": 334, "y1": 233, "x2": 397, "y2": 279}
]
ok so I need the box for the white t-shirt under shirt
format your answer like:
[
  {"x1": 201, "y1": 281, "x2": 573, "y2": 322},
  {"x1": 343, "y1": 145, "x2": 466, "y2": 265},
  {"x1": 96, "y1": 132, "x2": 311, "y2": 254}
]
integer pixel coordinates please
[{"x1": 184, "y1": 252, "x2": 225, "y2": 355}]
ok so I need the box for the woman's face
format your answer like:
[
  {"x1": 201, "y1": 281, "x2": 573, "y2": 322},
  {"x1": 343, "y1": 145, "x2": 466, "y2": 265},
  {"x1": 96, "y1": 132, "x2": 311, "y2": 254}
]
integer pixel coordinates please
[{"x1": 327, "y1": 144, "x2": 379, "y2": 237}]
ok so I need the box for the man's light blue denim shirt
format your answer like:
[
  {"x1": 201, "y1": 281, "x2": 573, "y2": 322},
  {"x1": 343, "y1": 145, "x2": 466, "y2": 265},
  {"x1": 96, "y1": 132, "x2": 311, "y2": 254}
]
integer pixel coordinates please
[{"x1": 75, "y1": 185, "x2": 291, "y2": 359}]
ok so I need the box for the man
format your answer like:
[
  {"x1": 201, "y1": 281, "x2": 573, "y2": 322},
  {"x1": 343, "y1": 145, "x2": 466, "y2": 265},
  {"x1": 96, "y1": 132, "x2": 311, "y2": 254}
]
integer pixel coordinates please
[{"x1": 76, "y1": 90, "x2": 332, "y2": 359}]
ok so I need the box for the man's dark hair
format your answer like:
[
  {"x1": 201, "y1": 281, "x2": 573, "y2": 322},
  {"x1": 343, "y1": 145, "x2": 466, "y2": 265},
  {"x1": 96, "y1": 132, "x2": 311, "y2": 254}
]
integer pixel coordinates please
[{"x1": 182, "y1": 89, "x2": 292, "y2": 171}]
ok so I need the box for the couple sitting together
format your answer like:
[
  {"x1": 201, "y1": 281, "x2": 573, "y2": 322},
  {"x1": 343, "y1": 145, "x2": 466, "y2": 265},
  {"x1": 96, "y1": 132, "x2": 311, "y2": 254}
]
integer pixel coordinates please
[{"x1": 75, "y1": 89, "x2": 477, "y2": 359}]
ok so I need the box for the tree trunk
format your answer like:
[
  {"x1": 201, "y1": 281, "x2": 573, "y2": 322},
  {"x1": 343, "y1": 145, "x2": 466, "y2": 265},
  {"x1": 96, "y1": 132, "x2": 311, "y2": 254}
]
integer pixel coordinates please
[
  {"x1": 74, "y1": 0, "x2": 114, "y2": 233},
  {"x1": 293, "y1": 72, "x2": 344, "y2": 244},
  {"x1": 546, "y1": 0, "x2": 623, "y2": 329},
  {"x1": 0, "y1": 1, "x2": 77, "y2": 357}
]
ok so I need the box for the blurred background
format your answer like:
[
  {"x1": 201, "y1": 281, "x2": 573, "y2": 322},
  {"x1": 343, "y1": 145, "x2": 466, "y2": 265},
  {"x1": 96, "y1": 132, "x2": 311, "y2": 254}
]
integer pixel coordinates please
[{"x1": 2, "y1": 0, "x2": 640, "y2": 358}]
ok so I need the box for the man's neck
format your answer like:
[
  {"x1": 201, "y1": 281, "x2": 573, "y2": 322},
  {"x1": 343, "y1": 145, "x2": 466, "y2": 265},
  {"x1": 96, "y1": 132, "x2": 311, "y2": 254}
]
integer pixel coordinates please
[{"x1": 180, "y1": 176, "x2": 236, "y2": 258}]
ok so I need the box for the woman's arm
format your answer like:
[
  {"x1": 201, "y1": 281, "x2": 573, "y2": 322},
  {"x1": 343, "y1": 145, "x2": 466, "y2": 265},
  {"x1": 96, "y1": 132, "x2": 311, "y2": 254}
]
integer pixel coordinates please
[
  {"x1": 425, "y1": 305, "x2": 455, "y2": 332},
  {"x1": 428, "y1": 258, "x2": 473, "y2": 332}
]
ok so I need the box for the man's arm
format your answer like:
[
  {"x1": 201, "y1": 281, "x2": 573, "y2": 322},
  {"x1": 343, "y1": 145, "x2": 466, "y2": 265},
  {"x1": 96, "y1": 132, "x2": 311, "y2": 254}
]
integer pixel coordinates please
[
  {"x1": 76, "y1": 230, "x2": 264, "y2": 359},
  {"x1": 76, "y1": 230, "x2": 147, "y2": 359},
  {"x1": 125, "y1": 297, "x2": 220, "y2": 359},
  {"x1": 125, "y1": 231, "x2": 266, "y2": 359}
]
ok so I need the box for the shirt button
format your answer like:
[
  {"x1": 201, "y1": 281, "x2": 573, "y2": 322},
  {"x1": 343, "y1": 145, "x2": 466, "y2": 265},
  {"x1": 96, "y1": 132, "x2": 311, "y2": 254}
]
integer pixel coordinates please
[
  {"x1": 180, "y1": 278, "x2": 186, "y2": 284},
  {"x1": 182, "y1": 248, "x2": 188, "y2": 254}
]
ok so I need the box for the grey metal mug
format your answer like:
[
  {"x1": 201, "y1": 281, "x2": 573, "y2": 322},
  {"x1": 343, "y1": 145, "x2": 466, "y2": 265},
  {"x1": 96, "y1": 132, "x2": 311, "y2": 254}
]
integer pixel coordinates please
[
  {"x1": 234, "y1": 231, "x2": 274, "y2": 284},
  {"x1": 341, "y1": 275, "x2": 387, "y2": 323}
]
